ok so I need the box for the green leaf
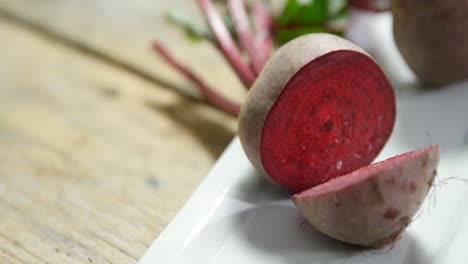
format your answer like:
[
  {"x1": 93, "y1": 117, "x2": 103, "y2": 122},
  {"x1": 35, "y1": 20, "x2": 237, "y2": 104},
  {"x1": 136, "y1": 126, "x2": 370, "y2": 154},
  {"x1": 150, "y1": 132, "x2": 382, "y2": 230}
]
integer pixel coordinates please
[
  {"x1": 331, "y1": 1, "x2": 350, "y2": 22},
  {"x1": 165, "y1": 10, "x2": 212, "y2": 42},
  {"x1": 222, "y1": 14, "x2": 236, "y2": 38},
  {"x1": 274, "y1": 0, "x2": 349, "y2": 42},
  {"x1": 277, "y1": 0, "x2": 349, "y2": 25},
  {"x1": 277, "y1": 0, "x2": 329, "y2": 25},
  {"x1": 165, "y1": 10, "x2": 238, "y2": 43},
  {"x1": 328, "y1": 0, "x2": 348, "y2": 17}
]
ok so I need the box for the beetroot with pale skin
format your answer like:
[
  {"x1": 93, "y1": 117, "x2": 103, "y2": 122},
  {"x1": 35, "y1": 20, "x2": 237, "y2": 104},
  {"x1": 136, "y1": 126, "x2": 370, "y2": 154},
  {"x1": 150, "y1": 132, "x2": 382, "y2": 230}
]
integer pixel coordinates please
[
  {"x1": 238, "y1": 33, "x2": 440, "y2": 248},
  {"x1": 292, "y1": 145, "x2": 439, "y2": 248},
  {"x1": 392, "y1": 0, "x2": 468, "y2": 85},
  {"x1": 239, "y1": 34, "x2": 396, "y2": 193},
  {"x1": 156, "y1": 3, "x2": 440, "y2": 247}
]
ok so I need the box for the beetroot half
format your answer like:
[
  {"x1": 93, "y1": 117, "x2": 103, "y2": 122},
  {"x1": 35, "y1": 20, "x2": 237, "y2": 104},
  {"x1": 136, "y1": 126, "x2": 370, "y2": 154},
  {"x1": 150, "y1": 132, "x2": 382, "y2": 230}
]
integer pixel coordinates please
[{"x1": 239, "y1": 33, "x2": 396, "y2": 193}]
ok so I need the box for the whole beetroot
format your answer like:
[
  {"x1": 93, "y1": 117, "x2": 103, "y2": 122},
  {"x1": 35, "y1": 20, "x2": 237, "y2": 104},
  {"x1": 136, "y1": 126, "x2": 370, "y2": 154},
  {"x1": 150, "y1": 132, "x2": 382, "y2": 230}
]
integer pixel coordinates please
[{"x1": 392, "y1": 0, "x2": 468, "y2": 85}]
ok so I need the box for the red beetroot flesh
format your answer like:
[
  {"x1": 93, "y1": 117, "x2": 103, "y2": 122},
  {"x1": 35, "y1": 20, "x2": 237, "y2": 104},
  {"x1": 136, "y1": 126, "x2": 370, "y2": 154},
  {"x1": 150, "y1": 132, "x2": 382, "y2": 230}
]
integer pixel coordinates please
[
  {"x1": 295, "y1": 145, "x2": 439, "y2": 200},
  {"x1": 260, "y1": 50, "x2": 396, "y2": 193}
]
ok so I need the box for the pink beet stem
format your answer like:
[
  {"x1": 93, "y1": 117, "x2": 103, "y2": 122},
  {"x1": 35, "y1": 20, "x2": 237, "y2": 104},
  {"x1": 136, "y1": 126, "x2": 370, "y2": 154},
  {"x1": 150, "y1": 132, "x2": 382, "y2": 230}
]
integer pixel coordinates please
[
  {"x1": 252, "y1": 1, "x2": 273, "y2": 66},
  {"x1": 227, "y1": 0, "x2": 263, "y2": 75},
  {"x1": 153, "y1": 43, "x2": 241, "y2": 117},
  {"x1": 198, "y1": 0, "x2": 256, "y2": 89},
  {"x1": 349, "y1": 0, "x2": 391, "y2": 12}
]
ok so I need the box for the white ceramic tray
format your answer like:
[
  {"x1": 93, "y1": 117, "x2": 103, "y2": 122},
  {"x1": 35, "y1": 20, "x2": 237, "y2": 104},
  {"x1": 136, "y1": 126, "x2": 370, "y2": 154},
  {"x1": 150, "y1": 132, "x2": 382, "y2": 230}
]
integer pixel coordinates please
[{"x1": 139, "y1": 11, "x2": 468, "y2": 264}]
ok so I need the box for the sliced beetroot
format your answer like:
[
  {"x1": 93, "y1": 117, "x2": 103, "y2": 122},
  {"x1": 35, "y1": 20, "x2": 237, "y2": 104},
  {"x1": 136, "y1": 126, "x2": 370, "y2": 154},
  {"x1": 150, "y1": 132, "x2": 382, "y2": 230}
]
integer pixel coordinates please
[
  {"x1": 291, "y1": 145, "x2": 440, "y2": 248},
  {"x1": 261, "y1": 50, "x2": 395, "y2": 192},
  {"x1": 238, "y1": 34, "x2": 396, "y2": 193}
]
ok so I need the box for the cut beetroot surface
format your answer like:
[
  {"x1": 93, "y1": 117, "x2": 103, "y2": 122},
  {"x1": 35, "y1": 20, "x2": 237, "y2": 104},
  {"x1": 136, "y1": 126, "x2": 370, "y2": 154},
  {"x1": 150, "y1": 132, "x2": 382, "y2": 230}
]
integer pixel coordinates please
[
  {"x1": 260, "y1": 50, "x2": 396, "y2": 192},
  {"x1": 294, "y1": 145, "x2": 440, "y2": 200}
]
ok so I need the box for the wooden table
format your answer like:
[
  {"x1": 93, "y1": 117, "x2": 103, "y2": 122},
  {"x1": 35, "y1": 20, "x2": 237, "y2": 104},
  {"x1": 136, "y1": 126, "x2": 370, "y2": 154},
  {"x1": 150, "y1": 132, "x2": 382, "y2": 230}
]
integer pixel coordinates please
[{"x1": 0, "y1": 1, "x2": 245, "y2": 263}]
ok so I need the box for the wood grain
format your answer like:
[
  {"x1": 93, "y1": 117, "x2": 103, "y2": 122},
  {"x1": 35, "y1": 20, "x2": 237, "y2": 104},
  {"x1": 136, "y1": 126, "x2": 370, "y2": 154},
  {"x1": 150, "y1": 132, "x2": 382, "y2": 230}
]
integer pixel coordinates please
[
  {"x1": 0, "y1": 1, "x2": 241, "y2": 263},
  {"x1": 0, "y1": 0, "x2": 247, "y2": 102}
]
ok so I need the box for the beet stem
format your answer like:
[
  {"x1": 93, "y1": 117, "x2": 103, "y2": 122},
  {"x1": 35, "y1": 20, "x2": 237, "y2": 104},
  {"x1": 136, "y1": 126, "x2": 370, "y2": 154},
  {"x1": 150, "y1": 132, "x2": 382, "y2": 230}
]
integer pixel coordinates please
[
  {"x1": 153, "y1": 43, "x2": 241, "y2": 117},
  {"x1": 198, "y1": 0, "x2": 255, "y2": 89},
  {"x1": 227, "y1": 0, "x2": 263, "y2": 75},
  {"x1": 252, "y1": 1, "x2": 274, "y2": 67}
]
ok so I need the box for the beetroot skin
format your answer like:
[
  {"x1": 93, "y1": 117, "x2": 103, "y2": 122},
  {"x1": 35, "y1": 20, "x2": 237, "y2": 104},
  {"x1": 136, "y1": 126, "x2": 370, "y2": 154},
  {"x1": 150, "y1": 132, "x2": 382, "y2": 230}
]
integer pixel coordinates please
[
  {"x1": 239, "y1": 34, "x2": 396, "y2": 193},
  {"x1": 292, "y1": 146, "x2": 439, "y2": 248},
  {"x1": 238, "y1": 33, "x2": 440, "y2": 248},
  {"x1": 392, "y1": 0, "x2": 468, "y2": 85}
]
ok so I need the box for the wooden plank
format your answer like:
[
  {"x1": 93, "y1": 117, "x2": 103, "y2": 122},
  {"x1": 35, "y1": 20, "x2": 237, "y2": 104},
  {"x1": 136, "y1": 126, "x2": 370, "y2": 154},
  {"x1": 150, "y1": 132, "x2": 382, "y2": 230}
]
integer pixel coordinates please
[
  {"x1": 0, "y1": 0, "x2": 247, "y2": 102},
  {"x1": 0, "y1": 12, "x2": 236, "y2": 263}
]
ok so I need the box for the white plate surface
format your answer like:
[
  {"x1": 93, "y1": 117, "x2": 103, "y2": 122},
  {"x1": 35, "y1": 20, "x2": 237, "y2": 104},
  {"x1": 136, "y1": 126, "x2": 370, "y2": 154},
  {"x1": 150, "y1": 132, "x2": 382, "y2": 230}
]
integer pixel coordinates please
[{"x1": 140, "y1": 11, "x2": 468, "y2": 264}]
